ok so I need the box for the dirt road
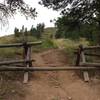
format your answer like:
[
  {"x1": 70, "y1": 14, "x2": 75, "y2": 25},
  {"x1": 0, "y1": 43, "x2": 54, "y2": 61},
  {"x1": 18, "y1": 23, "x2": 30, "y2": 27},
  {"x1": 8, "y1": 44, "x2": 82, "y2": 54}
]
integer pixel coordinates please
[{"x1": 24, "y1": 49, "x2": 100, "y2": 100}]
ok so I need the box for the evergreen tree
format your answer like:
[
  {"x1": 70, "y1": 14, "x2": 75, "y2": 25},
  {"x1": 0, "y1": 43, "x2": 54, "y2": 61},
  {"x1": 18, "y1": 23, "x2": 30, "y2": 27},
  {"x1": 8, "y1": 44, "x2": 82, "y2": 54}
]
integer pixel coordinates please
[
  {"x1": 41, "y1": 0, "x2": 100, "y2": 44},
  {"x1": 24, "y1": 27, "x2": 28, "y2": 36},
  {"x1": 30, "y1": 25, "x2": 37, "y2": 37},
  {"x1": 36, "y1": 23, "x2": 45, "y2": 38},
  {"x1": 14, "y1": 27, "x2": 20, "y2": 37}
]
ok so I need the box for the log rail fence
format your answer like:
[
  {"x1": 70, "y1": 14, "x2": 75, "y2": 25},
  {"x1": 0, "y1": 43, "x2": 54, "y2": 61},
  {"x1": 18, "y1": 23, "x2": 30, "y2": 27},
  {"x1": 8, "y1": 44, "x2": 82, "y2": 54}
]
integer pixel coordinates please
[
  {"x1": 0, "y1": 42, "x2": 100, "y2": 83},
  {"x1": 0, "y1": 41, "x2": 42, "y2": 83},
  {"x1": 75, "y1": 45, "x2": 100, "y2": 81}
]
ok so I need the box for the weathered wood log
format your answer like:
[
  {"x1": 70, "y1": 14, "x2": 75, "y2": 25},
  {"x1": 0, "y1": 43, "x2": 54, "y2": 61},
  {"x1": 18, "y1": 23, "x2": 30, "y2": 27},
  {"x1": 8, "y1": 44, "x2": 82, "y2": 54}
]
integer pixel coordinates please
[
  {"x1": 81, "y1": 51, "x2": 86, "y2": 63},
  {"x1": 0, "y1": 66, "x2": 99, "y2": 71},
  {"x1": 23, "y1": 45, "x2": 32, "y2": 83},
  {"x1": 81, "y1": 46, "x2": 90, "y2": 82},
  {"x1": 0, "y1": 41, "x2": 42, "y2": 48},
  {"x1": 83, "y1": 46, "x2": 100, "y2": 50},
  {"x1": 75, "y1": 45, "x2": 83, "y2": 66},
  {"x1": 0, "y1": 59, "x2": 34, "y2": 65},
  {"x1": 75, "y1": 51, "x2": 81, "y2": 66},
  {"x1": 75, "y1": 45, "x2": 87, "y2": 65},
  {"x1": 80, "y1": 62, "x2": 100, "y2": 67},
  {"x1": 83, "y1": 71, "x2": 90, "y2": 82},
  {"x1": 84, "y1": 53, "x2": 100, "y2": 57}
]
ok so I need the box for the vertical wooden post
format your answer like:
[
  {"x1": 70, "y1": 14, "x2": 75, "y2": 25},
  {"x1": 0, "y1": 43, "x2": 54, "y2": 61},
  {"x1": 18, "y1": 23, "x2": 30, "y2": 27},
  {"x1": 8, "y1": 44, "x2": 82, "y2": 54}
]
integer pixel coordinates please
[
  {"x1": 23, "y1": 42, "x2": 32, "y2": 83},
  {"x1": 76, "y1": 45, "x2": 82, "y2": 66},
  {"x1": 81, "y1": 45, "x2": 89, "y2": 82},
  {"x1": 28, "y1": 46, "x2": 32, "y2": 67}
]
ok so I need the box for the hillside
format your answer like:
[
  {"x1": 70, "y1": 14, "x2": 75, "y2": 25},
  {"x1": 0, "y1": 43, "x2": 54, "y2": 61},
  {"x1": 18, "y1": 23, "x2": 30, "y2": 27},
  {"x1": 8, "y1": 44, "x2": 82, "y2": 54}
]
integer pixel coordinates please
[
  {"x1": 0, "y1": 29, "x2": 100, "y2": 100},
  {"x1": 43, "y1": 27, "x2": 56, "y2": 38},
  {"x1": 0, "y1": 27, "x2": 56, "y2": 42}
]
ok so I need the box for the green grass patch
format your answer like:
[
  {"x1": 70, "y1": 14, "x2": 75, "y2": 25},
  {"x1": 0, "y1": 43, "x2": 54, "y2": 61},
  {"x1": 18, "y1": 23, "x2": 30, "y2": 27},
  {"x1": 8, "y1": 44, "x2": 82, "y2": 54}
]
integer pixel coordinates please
[
  {"x1": 32, "y1": 39, "x2": 57, "y2": 52},
  {"x1": 53, "y1": 38, "x2": 90, "y2": 64}
]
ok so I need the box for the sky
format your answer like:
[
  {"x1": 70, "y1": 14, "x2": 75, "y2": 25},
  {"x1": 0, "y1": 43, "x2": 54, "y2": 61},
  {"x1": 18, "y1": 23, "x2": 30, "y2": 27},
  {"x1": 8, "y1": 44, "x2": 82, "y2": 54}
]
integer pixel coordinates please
[{"x1": 0, "y1": 0, "x2": 60, "y2": 36}]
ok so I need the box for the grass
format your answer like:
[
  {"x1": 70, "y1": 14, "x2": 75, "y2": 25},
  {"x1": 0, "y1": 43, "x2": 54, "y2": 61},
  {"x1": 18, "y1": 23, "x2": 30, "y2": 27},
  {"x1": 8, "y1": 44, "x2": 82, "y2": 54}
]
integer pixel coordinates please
[
  {"x1": 0, "y1": 35, "x2": 90, "y2": 62},
  {"x1": 0, "y1": 36, "x2": 58, "y2": 59},
  {"x1": 0, "y1": 35, "x2": 38, "y2": 43},
  {"x1": 53, "y1": 38, "x2": 90, "y2": 64},
  {"x1": 53, "y1": 38, "x2": 89, "y2": 49},
  {"x1": 0, "y1": 35, "x2": 39, "y2": 58},
  {"x1": 31, "y1": 39, "x2": 57, "y2": 52}
]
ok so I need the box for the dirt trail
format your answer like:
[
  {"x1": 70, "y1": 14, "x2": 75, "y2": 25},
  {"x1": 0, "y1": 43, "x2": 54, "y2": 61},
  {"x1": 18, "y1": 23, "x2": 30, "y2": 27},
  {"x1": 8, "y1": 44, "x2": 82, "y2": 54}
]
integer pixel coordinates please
[
  {"x1": 24, "y1": 49, "x2": 100, "y2": 100},
  {"x1": 32, "y1": 49, "x2": 68, "y2": 67}
]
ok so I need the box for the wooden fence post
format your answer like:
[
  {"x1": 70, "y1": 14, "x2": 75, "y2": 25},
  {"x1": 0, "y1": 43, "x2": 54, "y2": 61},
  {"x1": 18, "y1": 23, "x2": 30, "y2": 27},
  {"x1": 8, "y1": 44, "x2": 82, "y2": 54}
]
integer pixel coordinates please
[
  {"x1": 23, "y1": 42, "x2": 32, "y2": 83},
  {"x1": 81, "y1": 45, "x2": 89, "y2": 82},
  {"x1": 75, "y1": 45, "x2": 83, "y2": 66},
  {"x1": 75, "y1": 45, "x2": 89, "y2": 82}
]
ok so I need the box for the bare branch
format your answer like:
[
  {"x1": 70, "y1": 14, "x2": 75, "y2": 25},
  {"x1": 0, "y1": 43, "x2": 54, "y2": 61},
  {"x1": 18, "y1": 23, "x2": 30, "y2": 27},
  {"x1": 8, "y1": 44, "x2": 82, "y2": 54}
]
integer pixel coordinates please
[{"x1": 0, "y1": 0, "x2": 37, "y2": 26}]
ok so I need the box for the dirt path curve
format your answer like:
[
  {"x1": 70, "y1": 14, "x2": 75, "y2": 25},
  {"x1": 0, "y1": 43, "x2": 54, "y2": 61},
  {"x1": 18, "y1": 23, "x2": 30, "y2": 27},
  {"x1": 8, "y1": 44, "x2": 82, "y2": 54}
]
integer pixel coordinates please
[{"x1": 25, "y1": 49, "x2": 100, "y2": 100}]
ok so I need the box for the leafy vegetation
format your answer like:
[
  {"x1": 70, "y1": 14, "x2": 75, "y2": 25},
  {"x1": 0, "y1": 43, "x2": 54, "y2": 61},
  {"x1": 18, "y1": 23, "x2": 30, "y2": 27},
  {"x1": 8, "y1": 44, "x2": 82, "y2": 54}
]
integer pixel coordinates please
[
  {"x1": 0, "y1": 27, "x2": 57, "y2": 57},
  {"x1": 41, "y1": 0, "x2": 100, "y2": 44},
  {"x1": 14, "y1": 23, "x2": 45, "y2": 39},
  {"x1": 55, "y1": 16, "x2": 99, "y2": 44}
]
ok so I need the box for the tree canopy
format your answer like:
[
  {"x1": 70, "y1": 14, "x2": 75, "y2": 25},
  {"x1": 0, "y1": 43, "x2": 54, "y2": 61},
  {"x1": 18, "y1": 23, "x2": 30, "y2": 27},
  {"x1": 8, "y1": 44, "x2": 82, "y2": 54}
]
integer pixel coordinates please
[
  {"x1": 1, "y1": 0, "x2": 100, "y2": 26},
  {"x1": 0, "y1": 0, "x2": 37, "y2": 25},
  {"x1": 40, "y1": 0, "x2": 100, "y2": 26},
  {"x1": 14, "y1": 23, "x2": 45, "y2": 38},
  {"x1": 40, "y1": 0, "x2": 100, "y2": 44}
]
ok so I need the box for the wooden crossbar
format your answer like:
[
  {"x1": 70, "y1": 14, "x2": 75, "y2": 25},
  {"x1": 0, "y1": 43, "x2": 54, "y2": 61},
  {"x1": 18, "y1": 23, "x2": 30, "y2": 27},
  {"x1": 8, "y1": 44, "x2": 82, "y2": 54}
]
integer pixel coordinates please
[
  {"x1": 0, "y1": 41, "x2": 42, "y2": 48},
  {"x1": 80, "y1": 62, "x2": 100, "y2": 67},
  {"x1": 0, "y1": 59, "x2": 34, "y2": 65},
  {"x1": 83, "y1": 46, "x2": 100, "y2": 50},
  {"x1": 84, "y1": 53, "x2": 100, "y2": 57},
  {"x1": 0, "y1": 66, "x2": 99, "y2": 71}
]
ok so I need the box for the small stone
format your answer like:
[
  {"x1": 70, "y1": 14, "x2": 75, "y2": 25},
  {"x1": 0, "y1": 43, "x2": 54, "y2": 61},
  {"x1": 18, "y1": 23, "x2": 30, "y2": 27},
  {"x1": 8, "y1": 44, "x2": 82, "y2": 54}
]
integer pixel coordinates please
[
  {"x1": 11, "y1": 90, "x2": 16, "y2": 93},
  {"x1": 67, "y1": 96, "x2": 72, "y2": 100}
]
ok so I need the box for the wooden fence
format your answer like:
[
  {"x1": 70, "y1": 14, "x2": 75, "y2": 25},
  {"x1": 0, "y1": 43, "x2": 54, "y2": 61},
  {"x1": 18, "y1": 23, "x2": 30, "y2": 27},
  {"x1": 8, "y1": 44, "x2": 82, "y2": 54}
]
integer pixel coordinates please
[
  {"x1": 0, "y1": 41, "x2": 42, "y2": 83},
  {"x1": 0, "y1": 42, "x2": 100, "y2": 83},
  {"x1": 75, "y1": 45, "x2": 100, "y2": 81}
]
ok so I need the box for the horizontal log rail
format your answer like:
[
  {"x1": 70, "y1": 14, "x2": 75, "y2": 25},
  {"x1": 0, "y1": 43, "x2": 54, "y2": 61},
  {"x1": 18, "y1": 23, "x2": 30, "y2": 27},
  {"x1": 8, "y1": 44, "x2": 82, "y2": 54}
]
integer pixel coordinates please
[
  {"x1": 84, "y1": 53, "x2": 100, "y2": 57},
  {"x1": 75, "y1": 45, "x2": 100, "y2": 65},
  {"x1": 75, "y1": 45, "x2": 100, "y2": 51},
  {"x1": 80, "y1": 62, "x2": 100, "y2": 67},
  {"x1": 0, "y1": 59, "x2": 34, "y2": 65},
  {"x1": 83, "y1": 45, "x2": 100, "y2": 50},
  {"x1": 0, "y1": 66, "x2": 100, "y2": 71},
  {"x1": 0, "y1": 41, "x2": 42, "y2": 48},
  {"x1": 75, "y1": 52, "x2": 100, "y2": 57}
]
